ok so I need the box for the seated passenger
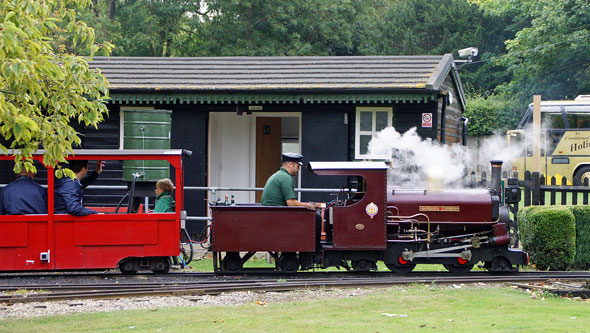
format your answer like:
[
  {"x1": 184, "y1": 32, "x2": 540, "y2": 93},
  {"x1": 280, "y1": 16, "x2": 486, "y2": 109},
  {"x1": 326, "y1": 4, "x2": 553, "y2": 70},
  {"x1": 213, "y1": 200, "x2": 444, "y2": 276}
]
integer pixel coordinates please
[
  {"x1": 0, "y1": 169, "x2": 47, "y2": 215},
  {"x1": 153, "y1": 178, "x2": 175, "y2": 213},
  {"x1": 54, "y1": 160, "x2": 103, "y2": 216}
]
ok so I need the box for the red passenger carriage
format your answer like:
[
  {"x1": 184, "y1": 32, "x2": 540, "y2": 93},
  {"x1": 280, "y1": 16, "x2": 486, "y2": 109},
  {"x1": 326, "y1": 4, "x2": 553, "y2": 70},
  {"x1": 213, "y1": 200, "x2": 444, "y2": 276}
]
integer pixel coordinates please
[{"x1": 0, "y1": 150, "x2": 186, "y2": 273}]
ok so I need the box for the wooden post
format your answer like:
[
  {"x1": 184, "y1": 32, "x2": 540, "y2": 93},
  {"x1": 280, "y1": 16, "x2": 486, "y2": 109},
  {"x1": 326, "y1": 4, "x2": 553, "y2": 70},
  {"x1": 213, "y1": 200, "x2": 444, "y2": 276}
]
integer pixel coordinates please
[
  {"x1": 532, "y1": 95, "x2": 542, "y2": 173},
  {"x1": 561, "y1": 176, "x2": 568, "y2": 205},
  {"x1": 550, "y1": 176, "x2": 556, "y2": 205},
  {"x1": 532, "y1": 172, "x2": 540, "y2": 205},
  {"x1": 524, "y1": 171, "x2": 531, "y2": 206}
]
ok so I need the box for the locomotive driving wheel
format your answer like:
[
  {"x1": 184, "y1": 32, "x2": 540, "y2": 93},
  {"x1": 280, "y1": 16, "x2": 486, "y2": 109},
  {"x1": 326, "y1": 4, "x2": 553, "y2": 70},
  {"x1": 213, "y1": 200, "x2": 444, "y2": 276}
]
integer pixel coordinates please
[
  {"x1": 443, "y1": 263, "x2": 474, "y2": 274},
  {"x1": 486, "y1": 257, "x2": 513, "y2": 273},
  {"x1": 385, "y1": 255, "x2": 416, "y2": 274}
]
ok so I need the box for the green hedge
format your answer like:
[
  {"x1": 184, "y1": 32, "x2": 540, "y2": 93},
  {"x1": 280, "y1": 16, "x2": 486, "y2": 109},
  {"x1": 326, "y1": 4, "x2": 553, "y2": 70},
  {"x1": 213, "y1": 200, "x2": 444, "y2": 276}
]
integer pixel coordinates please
[
  {"x1": 518, "y1": 206, "x2": 575, "y2": 270},
  {"x1": 568, "y1": 206, "x2": 590, "y2": 270}
]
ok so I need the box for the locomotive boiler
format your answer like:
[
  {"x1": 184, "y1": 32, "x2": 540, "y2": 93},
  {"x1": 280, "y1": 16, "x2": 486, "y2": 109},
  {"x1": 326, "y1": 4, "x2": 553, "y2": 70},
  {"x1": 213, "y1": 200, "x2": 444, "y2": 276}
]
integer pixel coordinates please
[{"x1": 210, "y1": 160, "x2": 528, "y2": 273}]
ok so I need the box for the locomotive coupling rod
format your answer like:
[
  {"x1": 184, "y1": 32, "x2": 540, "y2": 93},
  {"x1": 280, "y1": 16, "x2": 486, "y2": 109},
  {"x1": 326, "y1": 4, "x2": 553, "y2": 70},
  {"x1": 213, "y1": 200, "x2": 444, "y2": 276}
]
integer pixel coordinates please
[{"x1": 402, "y1": 247, "x2": 472, "y2": 261}]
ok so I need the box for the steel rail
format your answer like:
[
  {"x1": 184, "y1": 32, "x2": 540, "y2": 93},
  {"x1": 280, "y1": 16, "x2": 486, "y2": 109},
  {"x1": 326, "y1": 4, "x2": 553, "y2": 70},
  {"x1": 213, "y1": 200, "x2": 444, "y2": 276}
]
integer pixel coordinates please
[{"x1": 3, "y1": 272, "x2": 590, "y2": 304}]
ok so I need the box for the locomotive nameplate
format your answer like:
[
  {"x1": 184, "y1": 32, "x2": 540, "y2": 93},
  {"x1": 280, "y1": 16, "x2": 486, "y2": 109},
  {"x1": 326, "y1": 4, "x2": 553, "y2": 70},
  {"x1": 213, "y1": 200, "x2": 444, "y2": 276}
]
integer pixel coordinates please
[{"x1": 419, "y1": 205, "x2": 460, "y2": 212}]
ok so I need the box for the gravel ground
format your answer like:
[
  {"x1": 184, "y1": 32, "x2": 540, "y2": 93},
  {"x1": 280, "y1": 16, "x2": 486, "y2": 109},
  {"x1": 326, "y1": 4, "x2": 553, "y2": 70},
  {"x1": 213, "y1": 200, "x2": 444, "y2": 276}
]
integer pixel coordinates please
[{"x1": 0, "y1": 287, "x2": 380, "y2": 319}]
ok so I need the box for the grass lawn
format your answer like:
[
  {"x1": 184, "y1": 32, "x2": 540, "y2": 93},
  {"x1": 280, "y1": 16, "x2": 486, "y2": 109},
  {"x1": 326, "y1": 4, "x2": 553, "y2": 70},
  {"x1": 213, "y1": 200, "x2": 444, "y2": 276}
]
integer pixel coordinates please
[{"x1": 1, "y1": 285, "x2": 588, "y2": 332}]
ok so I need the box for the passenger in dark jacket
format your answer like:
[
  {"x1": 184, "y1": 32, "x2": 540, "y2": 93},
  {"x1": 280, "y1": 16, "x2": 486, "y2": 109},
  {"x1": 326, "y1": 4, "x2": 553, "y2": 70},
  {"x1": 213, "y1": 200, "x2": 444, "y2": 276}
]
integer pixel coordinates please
[
  {"x1": 0, "y1": 170, "x2": 47, "y2": 215},
  {"x1": 54, "y1": 160, "x2": 103, "y2": 216}
]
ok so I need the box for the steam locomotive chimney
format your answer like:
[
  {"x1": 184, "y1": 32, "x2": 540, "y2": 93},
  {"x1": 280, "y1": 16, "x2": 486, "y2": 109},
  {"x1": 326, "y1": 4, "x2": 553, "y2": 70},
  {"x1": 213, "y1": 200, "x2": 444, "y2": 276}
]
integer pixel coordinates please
[{"x1": 490, "y1": 160, "x2": 503, "y2": 196}]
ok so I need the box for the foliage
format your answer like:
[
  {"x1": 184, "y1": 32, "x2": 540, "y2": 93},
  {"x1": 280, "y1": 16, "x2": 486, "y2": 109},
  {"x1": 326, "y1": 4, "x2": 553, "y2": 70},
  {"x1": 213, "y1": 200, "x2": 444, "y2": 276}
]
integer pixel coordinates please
[
  {"x1": 568, "y1": 206, "x2": 590, "y2": 270},
  {"x1": 50, "y1": 0, "x2": 590, "y2": 138},
  {"x1": 478, "y1": 0, "x2": 590, "y2": 100},
  {"x1": 195, "y1": 0, "x2": 372, "y2": 56},
  {"x1": 0, "y1": 0, "x2": 112, "y2": 176},
  {"x1": 463, "y1": 91, "x2": 522, "y2": 135},
  {"x1": 518, "y1": 206, "x2": 575, "y2": 270}
]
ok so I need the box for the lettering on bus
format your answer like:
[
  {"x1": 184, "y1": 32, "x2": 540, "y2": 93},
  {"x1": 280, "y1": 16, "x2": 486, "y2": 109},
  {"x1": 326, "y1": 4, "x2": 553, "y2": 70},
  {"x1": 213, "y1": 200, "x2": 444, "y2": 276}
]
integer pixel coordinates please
[{"x1": 566, "y1": 131, "x2": 590, "y2": 153}]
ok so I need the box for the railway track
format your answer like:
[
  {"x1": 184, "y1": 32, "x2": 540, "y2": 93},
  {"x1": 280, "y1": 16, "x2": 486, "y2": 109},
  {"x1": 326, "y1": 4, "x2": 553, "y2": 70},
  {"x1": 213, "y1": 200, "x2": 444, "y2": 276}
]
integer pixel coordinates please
[{"x1": 2, "y1": 271, "x2": 590, "y2": 304}]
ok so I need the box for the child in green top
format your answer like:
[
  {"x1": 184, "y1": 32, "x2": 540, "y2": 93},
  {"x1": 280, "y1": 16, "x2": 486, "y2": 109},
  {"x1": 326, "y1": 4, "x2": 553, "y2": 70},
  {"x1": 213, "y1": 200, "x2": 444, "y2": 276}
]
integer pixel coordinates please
[{"x1": 154, "y1": 178, "x2": 175, "y2": 212}]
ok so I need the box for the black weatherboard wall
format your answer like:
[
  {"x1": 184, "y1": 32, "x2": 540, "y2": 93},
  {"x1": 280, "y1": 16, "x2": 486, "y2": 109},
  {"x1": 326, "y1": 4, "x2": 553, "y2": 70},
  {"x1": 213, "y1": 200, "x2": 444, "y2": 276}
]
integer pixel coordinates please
[
  {"x1": 301, "y1": 106, "x2": 350, "y2": 203},
  {"x1": 170, "y1": 105, "x2": 208, "y2": 235}
]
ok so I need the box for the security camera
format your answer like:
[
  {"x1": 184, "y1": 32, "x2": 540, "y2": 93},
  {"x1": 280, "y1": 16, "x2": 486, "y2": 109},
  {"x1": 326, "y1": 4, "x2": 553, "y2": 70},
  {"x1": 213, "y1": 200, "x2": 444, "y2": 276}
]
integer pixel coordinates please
[{"x1": 458, "y1": 47, "x2": 478, "y2": 58}]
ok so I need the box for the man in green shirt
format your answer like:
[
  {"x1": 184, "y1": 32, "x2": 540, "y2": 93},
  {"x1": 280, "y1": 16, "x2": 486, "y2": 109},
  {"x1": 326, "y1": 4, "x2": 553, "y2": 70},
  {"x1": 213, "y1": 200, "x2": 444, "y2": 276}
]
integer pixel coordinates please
[
  {"x1": 261, "y1": 153, "x2": 321, "y2": 269},
  {"x1": 261, "y1": 153, "x2": 318, "y2": 210}
]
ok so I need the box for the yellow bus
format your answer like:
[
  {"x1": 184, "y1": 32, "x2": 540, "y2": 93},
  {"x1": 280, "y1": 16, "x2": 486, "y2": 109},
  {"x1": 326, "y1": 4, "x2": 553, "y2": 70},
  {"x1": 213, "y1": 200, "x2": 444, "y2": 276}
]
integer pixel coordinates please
[{"x1": 507, "y1": 96, "x2": 590, "y2": 185}]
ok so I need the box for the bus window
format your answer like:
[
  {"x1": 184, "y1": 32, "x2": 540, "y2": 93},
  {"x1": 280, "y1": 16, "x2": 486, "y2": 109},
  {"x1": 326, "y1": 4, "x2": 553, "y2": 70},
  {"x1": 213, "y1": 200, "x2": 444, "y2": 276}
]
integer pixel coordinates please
[
  {"x1": 542, "y1": 113, "x2": 566, "y2": 129},
  {"x1": 546, "y1": 131, "x2": 565, "y2": 155},
  {"x1": 567, "y1": 113, "x2": 590, "y2": 129}
]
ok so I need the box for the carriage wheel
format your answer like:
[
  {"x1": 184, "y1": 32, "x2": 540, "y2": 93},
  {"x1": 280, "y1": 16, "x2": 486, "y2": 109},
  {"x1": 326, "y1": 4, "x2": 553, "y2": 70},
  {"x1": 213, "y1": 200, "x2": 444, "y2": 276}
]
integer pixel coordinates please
[
  {"x1": 279, "y1": 253, "x2": 299, "y2": 273},
  {"x1": 352, "y1": 260, "x2": 375, "y2": 272},
  {"x1": 152, "y1": 258, "x2": 170, "y2": 274},
  {"x1": 118, "y1": 260, "x2": 137, "y2": 275},
  {"x1": 221, "y1": 252, "x2": 243, "y2": 272}
]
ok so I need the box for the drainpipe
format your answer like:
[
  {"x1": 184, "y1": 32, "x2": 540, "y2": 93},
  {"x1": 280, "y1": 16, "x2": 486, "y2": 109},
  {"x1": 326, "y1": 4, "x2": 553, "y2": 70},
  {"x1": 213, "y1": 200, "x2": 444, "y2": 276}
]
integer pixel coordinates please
[
  {"x1": 440, "y1": 93, "x2": 448, "y2": 144},
  {"x1": 460, "y1": 117, "x2": 469, "y2": 146}
]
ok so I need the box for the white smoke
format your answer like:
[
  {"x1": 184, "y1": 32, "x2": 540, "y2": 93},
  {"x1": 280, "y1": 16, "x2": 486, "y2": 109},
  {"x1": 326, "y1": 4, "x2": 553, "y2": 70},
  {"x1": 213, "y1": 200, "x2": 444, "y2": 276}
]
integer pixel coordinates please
[{"x1": 367, "y1": 127, "x2": 523, "y2": 188}]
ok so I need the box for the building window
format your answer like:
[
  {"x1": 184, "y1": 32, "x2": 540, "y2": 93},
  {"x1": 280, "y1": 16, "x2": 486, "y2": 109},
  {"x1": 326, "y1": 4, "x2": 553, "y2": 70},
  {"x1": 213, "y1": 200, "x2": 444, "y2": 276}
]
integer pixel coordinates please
[{"x1": 355, "y1": 107, "x2": 393, "y2": 159}]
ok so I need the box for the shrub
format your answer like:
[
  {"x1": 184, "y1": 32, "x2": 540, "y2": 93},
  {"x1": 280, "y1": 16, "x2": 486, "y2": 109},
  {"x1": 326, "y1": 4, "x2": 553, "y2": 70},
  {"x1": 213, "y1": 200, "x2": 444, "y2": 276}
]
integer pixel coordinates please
[
  {"x1": 518, "y1": 206, "x2": 575, "y2": 270},
  {"x1": 568, "y1": 206, "x2": 590, "y2": 270}
]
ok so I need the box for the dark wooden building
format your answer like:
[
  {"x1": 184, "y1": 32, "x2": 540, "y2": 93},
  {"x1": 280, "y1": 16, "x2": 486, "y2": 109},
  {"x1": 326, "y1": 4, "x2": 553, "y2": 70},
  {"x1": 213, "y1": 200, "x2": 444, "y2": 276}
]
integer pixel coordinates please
[{"x1": 2, "y1": 55, "x2": 467, "y2": 235}]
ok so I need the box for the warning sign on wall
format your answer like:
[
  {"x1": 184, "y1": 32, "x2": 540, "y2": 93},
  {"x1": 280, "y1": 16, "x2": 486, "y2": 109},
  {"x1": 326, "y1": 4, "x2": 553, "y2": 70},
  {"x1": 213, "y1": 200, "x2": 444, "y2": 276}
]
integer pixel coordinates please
[{"x1": 422, "y1": 113, "x2": 433, "y2": 128}]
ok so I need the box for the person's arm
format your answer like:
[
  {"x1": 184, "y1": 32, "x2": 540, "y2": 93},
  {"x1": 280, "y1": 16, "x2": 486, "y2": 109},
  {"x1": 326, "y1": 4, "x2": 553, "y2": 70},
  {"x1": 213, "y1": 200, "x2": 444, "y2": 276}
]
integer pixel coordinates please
[
  {"x1": 286, "y1": 199, "x2": 318, "y2": 210},
  {"x1": 80, "y1": 161, "x2": 104, "y2": 188},
  {"x1": 59, "y1": 181, "x2": 97, "y2": 216},
  {"x1": 279, "y1": 176, "x2": 317, "y2": 209}
]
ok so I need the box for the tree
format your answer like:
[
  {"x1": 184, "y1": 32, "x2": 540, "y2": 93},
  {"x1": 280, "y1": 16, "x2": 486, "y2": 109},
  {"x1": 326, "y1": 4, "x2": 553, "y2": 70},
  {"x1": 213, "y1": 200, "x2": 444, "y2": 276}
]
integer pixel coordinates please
[
  {"x1": 0, "y1": 0, "x2": 112, "y2": 176},
  {"x1": 195, "y1": 0, "x2": 372, "y2": 56},
  {"x1": 477, "y1": 0, "x2": 590, "y2": 100},
  {"x1": 463, "y1": 91, "x2": 520, "y2": 136},
  {"x1": 357, "y1": 0, "x2": 515, "y2": 93}
]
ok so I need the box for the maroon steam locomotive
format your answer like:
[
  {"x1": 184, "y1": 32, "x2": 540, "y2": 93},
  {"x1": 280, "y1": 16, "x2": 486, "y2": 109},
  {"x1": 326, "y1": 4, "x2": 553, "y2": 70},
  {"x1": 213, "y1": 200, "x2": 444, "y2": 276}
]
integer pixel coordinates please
[{"x1": 210, "y1": 161, "x2": 528, "y2": 273}]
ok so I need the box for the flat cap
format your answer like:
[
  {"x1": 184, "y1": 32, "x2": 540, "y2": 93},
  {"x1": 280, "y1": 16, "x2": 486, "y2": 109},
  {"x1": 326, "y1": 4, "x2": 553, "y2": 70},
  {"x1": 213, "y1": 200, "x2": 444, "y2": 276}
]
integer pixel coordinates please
[{"x1": 282, "y1": 153, "x2": 303, "y2": 165}]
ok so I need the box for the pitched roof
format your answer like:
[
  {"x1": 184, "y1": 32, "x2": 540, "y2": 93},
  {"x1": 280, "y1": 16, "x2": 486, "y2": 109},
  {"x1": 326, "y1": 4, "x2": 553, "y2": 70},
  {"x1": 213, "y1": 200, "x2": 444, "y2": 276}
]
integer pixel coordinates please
[
  {"x1": 89, "y1": 55, "x2": 465, "y2": 107},
  {"x1": 90, "y1": 55, "x2": 456, "y2": 91}
]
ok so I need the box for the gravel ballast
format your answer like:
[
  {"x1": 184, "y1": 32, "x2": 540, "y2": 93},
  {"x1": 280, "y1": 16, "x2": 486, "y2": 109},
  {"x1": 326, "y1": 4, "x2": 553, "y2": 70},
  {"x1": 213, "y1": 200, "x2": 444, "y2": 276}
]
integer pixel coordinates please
[{"x1": 0, "y1": 287, "x2": 378, "y2": 319}]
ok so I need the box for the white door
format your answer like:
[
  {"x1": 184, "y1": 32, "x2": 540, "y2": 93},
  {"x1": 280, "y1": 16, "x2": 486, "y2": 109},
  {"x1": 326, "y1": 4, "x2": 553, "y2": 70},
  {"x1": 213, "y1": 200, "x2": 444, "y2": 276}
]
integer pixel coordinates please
[{"x1": 208, "y1": 112, "x2": 301, "y2": 204}]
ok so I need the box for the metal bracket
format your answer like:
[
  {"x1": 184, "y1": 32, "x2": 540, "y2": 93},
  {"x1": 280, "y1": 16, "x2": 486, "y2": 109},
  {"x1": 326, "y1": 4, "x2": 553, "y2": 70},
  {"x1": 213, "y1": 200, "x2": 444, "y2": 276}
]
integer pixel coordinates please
[
  {"x1": 40, "y1": 250, "x2": 50, "y2": 263},
  {"x1": 180, "y1": 210, "x2": 187, "y2": 229}
]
